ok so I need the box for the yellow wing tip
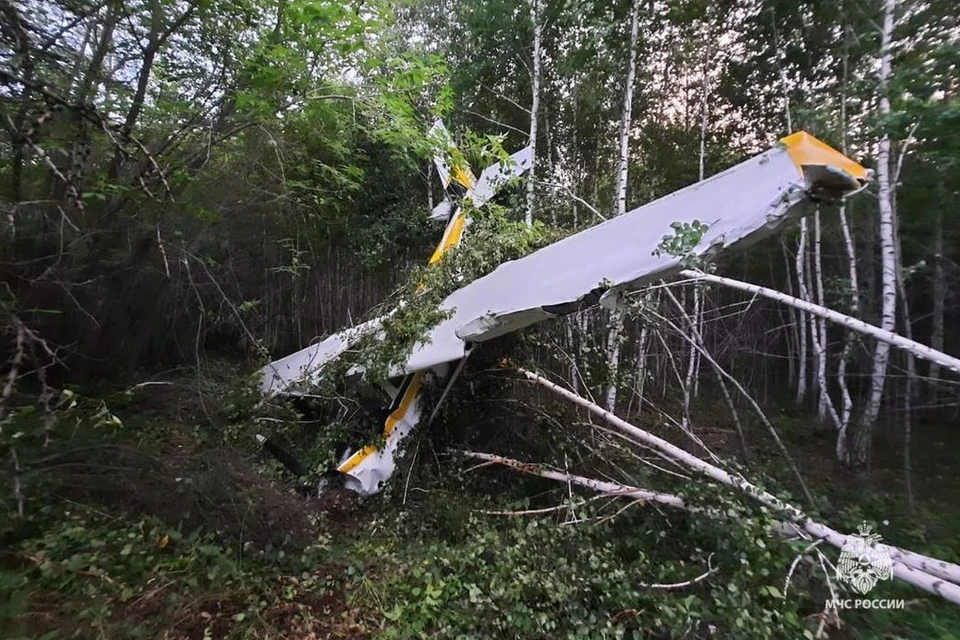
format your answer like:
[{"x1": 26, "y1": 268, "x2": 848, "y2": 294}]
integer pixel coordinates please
[{"x1": 780, "y1": 131, "x2": 870, "y2": 183}]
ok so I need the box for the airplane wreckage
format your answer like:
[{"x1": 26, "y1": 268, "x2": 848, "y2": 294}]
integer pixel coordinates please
[{"x1": 259, "y1": 122, "x2": 960, "y2": 605}]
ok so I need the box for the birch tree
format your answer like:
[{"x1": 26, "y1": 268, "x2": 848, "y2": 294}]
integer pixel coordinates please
[
  {"x1": 835, "y1": 50, "x2": 860, "y2": 448},
  {"x1": 525, "y1": 0, "x2": 542, "y2": 226},
  {"x1": 612, "y1": 0, "x2": 641, "y2": 218},
  {"x1": 604, "y1": 0, "x2": 642, "y2": 411},
  {"x1": 851, "y1": 0, "x2": 899, "y2": 467}
]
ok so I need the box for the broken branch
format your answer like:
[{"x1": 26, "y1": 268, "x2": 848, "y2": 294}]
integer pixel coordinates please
[
  {"x1": 458, "y1": 450, "x2": 687, "y2": 510},
  {"x1": 515, "y1": 366, "x2": 960, "y2": 603},
  {"x1": 679, "y1": 269, "x2": 960, "y2": 376}
]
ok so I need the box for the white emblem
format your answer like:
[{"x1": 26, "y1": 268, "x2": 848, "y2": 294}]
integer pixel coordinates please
[{"x1": 836, "y1": 523, "x2": 894, "y2": 595}]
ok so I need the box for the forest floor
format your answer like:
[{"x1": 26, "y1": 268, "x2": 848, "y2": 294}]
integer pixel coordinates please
[{"x1": 3, "y1": 363, "x2": 960, "y2": 639}]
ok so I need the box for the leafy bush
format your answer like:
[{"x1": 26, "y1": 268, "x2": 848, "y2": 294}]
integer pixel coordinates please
[{"x1": 347, "y1": 484, "x2": 818, "y2": 639}]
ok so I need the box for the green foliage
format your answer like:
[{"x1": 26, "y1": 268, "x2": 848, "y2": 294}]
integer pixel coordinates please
[
  {"x1": 654, "y1": 220, "x2": 711, "y2": 269},
  {"x1": 1, "y1": 503, "x2": 342, "y2": 639},
  {"x1": 347, "y1": 485, "x2": 815, "y2": 640},
  {"x1": 333, "y1": 203, "x2": 561, "y2": 385}
]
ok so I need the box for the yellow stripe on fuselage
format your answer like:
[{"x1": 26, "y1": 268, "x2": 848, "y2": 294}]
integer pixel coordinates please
[
  {"x1": 337, "y1": 371, "x2": 425, "y2": 474},
  {"x1": 338, "y1": 444, "x2": 378, "y2": 474},
  {"x1": 339, "y1": 152, "x2": 472, "y2": 479},
  {"x1": 429, "y1": 211, "x2": 466, "y2": 265}
]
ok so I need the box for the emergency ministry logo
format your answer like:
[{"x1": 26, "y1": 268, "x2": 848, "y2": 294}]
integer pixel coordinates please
[{"x1": 836, "y1": 523, "x2": 894, "y2": 595}]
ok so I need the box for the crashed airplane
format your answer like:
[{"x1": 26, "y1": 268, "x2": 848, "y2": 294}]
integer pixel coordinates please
[{"x1": 259, "y1": 126, "x2": 869, "y2": 495}]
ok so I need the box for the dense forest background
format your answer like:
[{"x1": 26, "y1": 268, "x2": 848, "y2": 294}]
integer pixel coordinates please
[{"x1": 2, "y1": 0, "x2": 960, "y2": 637}]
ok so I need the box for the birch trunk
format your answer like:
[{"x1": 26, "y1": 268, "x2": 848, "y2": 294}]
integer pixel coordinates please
[
  {"x1": 855, "y1": 0, "x2": 898, "y2": 467},
  {"x1": 604, "y1": 315, "x2": 624, "y2": 412},
  {"x1": 464, "y1": 448, "x2": 960, "y2": 603},
  {"x1": 836, "y1": 50, "x2": 860, "y2": 446},
  {"x1": 633, "y1": 322, "x2": 649, "y2": 412},
  {"x1": 837, "y1": 201, "x2": 859, "y2": 438},
  {"x1": 461, "y1": 451, "x2": 687, "y2": 510},
  {"x1": 678, "y1": 270, "x2": 960, "y2": 376},
  {"x1": 795, "y1": 221, "x2": 809, "y2": 404},
  {"x1": 571, "y1": 82, "x2": 581, "y2": 229},
  {"x1": 781, "y1": 240, "x2": 799, "y2": 389},
  {"x1": 613, "y1": 0, "x2": 641, "y2": 217},
  {"x1": 681, "y1": 287, "x2": 701, "y2": 428},
  {"x1": 524, "y1": 0, "x2": 541, "y2": 227},
  {"x1": 516, "y1": 367, "x2": 960, "y2": 603},
  {"x1": 689, "y1": 46, "x2": 710, "y2": 399},
  {"x1": 804, "y1": 234, "x2": 822, "y2": 410},
  {"x1": 604, "y1": 0, "x2": 642, "y2": 410},
  {"x1": 813, "y1": 209, "x2": 841, "y2": 431}
]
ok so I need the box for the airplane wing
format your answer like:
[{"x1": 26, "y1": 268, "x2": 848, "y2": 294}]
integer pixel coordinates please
[
  {"x1": 429, "y1": 119, "x2": 477, "y2": 195},
  {"x1": 471, "y1": 145, "x2": 534, "y2": 207},
  {"x1": 259, "y1": 130, "x2": 867, "y2": 497},
  {"x1": 259, "y1": 315, "x2": 385, "y2": 396},
  {"x1": 263, "y1": 132, "x2": 867, "y2": 392},
  {"x1": 397, "y1": 131, "x2": 868, "y2": 373}
]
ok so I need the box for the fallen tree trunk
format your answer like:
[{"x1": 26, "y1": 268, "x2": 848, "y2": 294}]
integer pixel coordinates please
[
  {"x1": 678, "y1": 269, "x2": 960, "y2": 377},
  {"x1": 461, "y1": 450, "x2": 687, "y2": 510},
  {"x1": 515, "y1": 367, "x2": 960, "y2": 604},
  {"x1": 462, "y1": 448, "x2": 960, "y2": 605}
]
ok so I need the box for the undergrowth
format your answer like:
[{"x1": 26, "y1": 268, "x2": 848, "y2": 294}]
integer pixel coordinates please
[{"x1": 2, "y1": 362, "x2": 960, "y2": 638}]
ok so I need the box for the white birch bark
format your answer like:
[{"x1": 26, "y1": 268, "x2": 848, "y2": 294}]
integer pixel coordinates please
[
  {"x1": 460, "y1": 451, "x2": 687, "y2": 510},
  {"x1": 795, "y1": 221, "x2": 809, "y2": 404},
  {"x1": 689, "y1": 46, "x2": 710, "y2": 400},
  {"x1": 604, "y1": 0, "x2": 642, "y2": 411},
  {"x1": 633, "y1": 322, "x2": 649, "y2": 410},
  {"x1": 681, "y1": 287, "x2": 700, "y2": 428},
  {"x1": 781, "y1": 240, "x2": 799, "y2": 389},
  {"x1": 836, "y1": 202, "x2": 858, "y2": 433},
  {"x1": 678, "y1": 270, "x2": 960, "y2": 376},
  {"x1": 465, "y1": 447, "x2": 960, "y2": 602},
  {"x1": 835, "y1": 51, "x2": 860, "y2": 449},
  {"x1": 803, "y1": 234, "x2": 822, "y2": 410},
  {"x1": 516, "y1": 367, "x2": 960, "y2": 602},
  {"x1": 613, "y1": 0, "x2": 642, "y2": 217},
  {"x1": 571, "y1": 82, "x2": 581, "y2": 229},
  {"x1": 856, "y1": 0, "x2": 898, "y2": 466},
  {"x1": 524, "y1": 0, "x2": 541, "y2": 227},
  {"x1": 813, "y1": 210, "x2": 841, "y2": 431},
  {"x1": 604, "y1": 315, "x2": 624, "y2": 412}
]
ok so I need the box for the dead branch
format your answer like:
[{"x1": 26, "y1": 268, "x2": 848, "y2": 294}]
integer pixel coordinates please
[{"x1": 458, "y1": 450, "x2": 687, "y2": 510}]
